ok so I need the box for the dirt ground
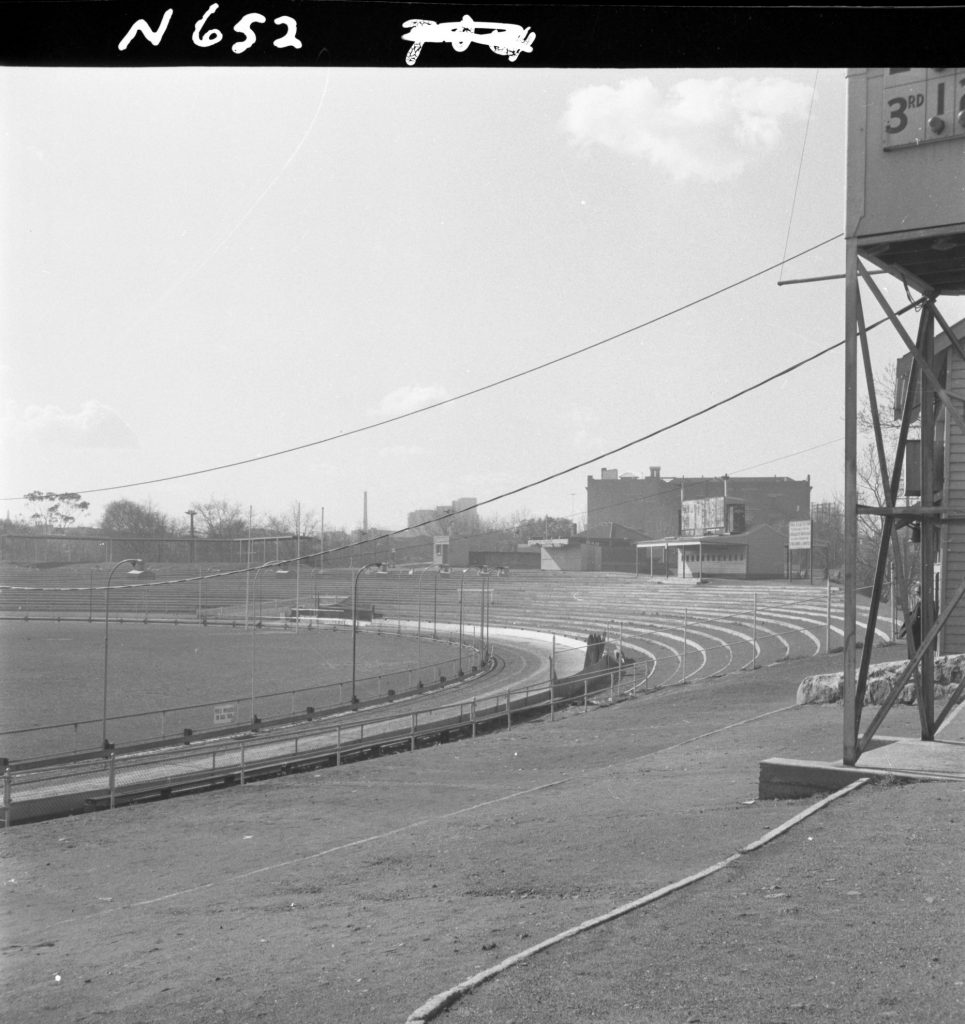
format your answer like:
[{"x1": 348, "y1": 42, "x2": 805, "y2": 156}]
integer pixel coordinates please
[{"x1": 2, "y1": 649, "x2": 963, "y2": 1024}]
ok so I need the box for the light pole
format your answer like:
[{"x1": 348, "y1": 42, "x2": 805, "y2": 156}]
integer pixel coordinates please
[
  {"x1": 457, "y1": 569, "x2": 474, "y2": 675},
  {"x1": 185, "y1": 509, "x2": 197, "y2": 562},
  {"x1": 351, "y1": 562, "x2": 383, "y2": 706},
  {"x1": 433, "y1": 568, "x2": 440, "y2": 639},
  {"x1": 250, "y1": 564, "x2": 268, "y2": 726},
  {"x1": 102, "y1": 558, "x2": 142, "y2": 750},
  {"x1": 479, "y1": 572, "x2": 489, "y2": 665},
  {"x1": 416, "y1": 565, "x2": 438, "y2": 668}
]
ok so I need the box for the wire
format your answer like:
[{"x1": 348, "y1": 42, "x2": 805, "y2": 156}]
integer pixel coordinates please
[
  {"x1": 5, "y1": 295, "x2": 919, "y2": 593},
  {"x1": 6, "y1": 314, "x2": 899, "y2": 594},
  {"x1": 2, "y1": 233, "x2": 842, "y2": 502},
  {"x1": 308, "y1": 298, "x2": 916, "y2": 561},
  {"x1": 779, "y1": 70, "x2": 820, "y2": 285},
  {"x1": 576, "y1": 435, "x2": 846, "y2": 532},
  {"x1": 729, "y1": 436, "x2": 843, "y2": 476},
  {"x1": 139, "y1": 68, "x2": 332, "y2": 326}
]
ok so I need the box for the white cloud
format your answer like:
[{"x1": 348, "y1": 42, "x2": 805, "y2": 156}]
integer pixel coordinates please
[
  {"x1": 375, "y1": 385, "x2": 450, "y2": 418},
  {"x1": 562, "y1": 76, "x2": 813, "y2": 182},
  {"x1": 3, "y1": 401, "x2": 139, "y2": 449}
]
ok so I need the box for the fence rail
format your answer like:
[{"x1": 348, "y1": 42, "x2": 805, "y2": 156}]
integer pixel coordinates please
[
  {"x1": 0, "y1": 585, "x2": 891, "y2": 764},
  {"x1": 0, "y1": 644, "x2": 482, "y2": 764},
  {"x1": 2, "y1": 661, "x2": 639, "y2": 827}
]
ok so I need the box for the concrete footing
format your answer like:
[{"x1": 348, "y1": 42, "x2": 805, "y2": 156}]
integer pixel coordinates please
[
  {"x1": 758, "y1": 757, "x2": 906, "y2": 800},
  {"x1": 760, "y1": 734, "x2": 965, "y2": 799}
]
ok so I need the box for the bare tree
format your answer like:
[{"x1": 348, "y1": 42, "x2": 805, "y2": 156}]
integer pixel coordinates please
[
  {"x1": 192, "y1": 498, "x2": 247, "y2": 538},
  {"x1": 259, "y1": 502, "x2": 318, "y2": 539},
  {"x1": 856, "y1": 364, "x2": 918, "y2": 594}
]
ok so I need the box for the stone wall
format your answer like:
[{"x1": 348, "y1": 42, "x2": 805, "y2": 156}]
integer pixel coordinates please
[{"x1": 797, "y1": 655, "x2": 965, "y2": 706}]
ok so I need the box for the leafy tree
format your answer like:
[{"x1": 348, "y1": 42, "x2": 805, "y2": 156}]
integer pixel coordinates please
[
  {"x1": 22, "y1": 491, "x2": 90, "y2": 532},
  {"x1": 100, "y1": 499, "x2": 172, "y2": 536}
]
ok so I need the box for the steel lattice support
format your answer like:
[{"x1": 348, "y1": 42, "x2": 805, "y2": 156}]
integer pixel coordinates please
[{"x1": 843, "y1": 254, "x2": 964, "y2": 765}]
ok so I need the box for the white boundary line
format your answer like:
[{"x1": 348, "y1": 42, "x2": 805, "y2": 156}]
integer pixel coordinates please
[{"x1": 404, "y1": 777, "x2": 870, "y2": 1024}]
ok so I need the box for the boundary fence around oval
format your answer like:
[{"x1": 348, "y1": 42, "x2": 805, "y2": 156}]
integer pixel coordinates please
[
  {"x1": 1, "y1": 660, "x2": 640, "y2": 827},
  {"x1": 0, "y1": 585, "x2": 894, "y2": 765}
]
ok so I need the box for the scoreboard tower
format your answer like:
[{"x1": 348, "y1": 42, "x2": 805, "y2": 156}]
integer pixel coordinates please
[{"x1": 843, "y1": 68, "x2": 965, "y2": 765}]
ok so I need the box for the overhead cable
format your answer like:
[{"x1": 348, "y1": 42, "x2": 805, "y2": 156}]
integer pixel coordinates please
[
  {"x1": 3, "y1": 233, "x2": 842, "y2": 500},
  {"x1": 14, "y1": 301, "x2": 920, "y2": 595}
]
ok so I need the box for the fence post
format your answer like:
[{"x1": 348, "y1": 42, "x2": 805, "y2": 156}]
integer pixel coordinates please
[
  {"x1": 3, "y1": 768, "x2": 11, "y2": 829},
  {"x1": 336, "y1": 725, "x2": 342, "y2": 766},
  {"x1": 471, "y1": 698, "x2": 477, "y2": 738},
  {"x1": 682, "y1": 609, "x2": 688, "y2": 683},
  {"x1": 108, "y1": 753, "x2": 116, "y2": 810},
  {"x1": 753, "y1": 593, "x2": 758, "y2": 670},
  {"x1": 826, "y1": 575, "x2": 832, "y2": 653},
  {"x1": 240, "y1": 741, "x2": 246, "y2": 785},
  {"x1": 411, "y1": 712, "x2": 416, "y2": 752},
  {"x1": 583, "y1": 676, "x2": 588, "y2": 712},
  {"x1": 506, "y1": 689, "x2": 512, "y2": 729}
]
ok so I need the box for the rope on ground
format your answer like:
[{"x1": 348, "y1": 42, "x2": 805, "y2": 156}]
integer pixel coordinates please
[{"x1": 404, "y1": 777, "x2": 870, "y2": 1024}]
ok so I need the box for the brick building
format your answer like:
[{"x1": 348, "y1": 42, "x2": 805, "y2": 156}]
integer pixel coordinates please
[{"x1": 586, "y1": 466, "x2": 810, "y2": 540}]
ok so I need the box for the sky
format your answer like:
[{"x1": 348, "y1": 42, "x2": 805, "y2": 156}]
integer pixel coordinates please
[{"x1": 4, "y1": 58, "x2": 964, "y2": 537}]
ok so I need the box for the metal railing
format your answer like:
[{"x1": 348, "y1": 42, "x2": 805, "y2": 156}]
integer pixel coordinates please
[
  {"x1": 2, "y1": 662, "x2": 640, "y2": 827},
  {"x1": 0, "y1": 647, "x2": 482, "y2": 764}
]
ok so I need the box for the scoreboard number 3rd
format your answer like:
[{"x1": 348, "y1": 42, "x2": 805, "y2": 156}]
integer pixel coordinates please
[{"x1": 882, "y1": 68, "x2": 965, "y2": 149}]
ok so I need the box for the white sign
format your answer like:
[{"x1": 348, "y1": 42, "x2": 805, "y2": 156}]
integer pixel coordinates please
[
  {"x1": 213, "y1": 703, "x2": 237, "y2": 726},
  {"x1": 788, "y1": 520, "x2": 812, "y2": 551}
]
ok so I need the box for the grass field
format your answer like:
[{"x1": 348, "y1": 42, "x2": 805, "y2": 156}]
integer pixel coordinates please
[{"x1": 0, "y1": 619, "x2": 465, "y2": 761}]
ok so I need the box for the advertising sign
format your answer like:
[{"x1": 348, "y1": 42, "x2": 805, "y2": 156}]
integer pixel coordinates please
[{"x1": 788, "y1": 520, "x2": 812, "y2": 551}]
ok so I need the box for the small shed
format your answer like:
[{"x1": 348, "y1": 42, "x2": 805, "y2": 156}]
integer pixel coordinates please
[{"x1": 636, "y1": 524, "x2": 787, "y2": 580}]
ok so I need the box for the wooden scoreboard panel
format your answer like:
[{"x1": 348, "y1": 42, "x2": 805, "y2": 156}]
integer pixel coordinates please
[
  {"x1": 881, "y1": 67, "x2": 965, "y2": 149},
  {"x1": 847, "y1": 68, "x2": 965, "y2": 294}
]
